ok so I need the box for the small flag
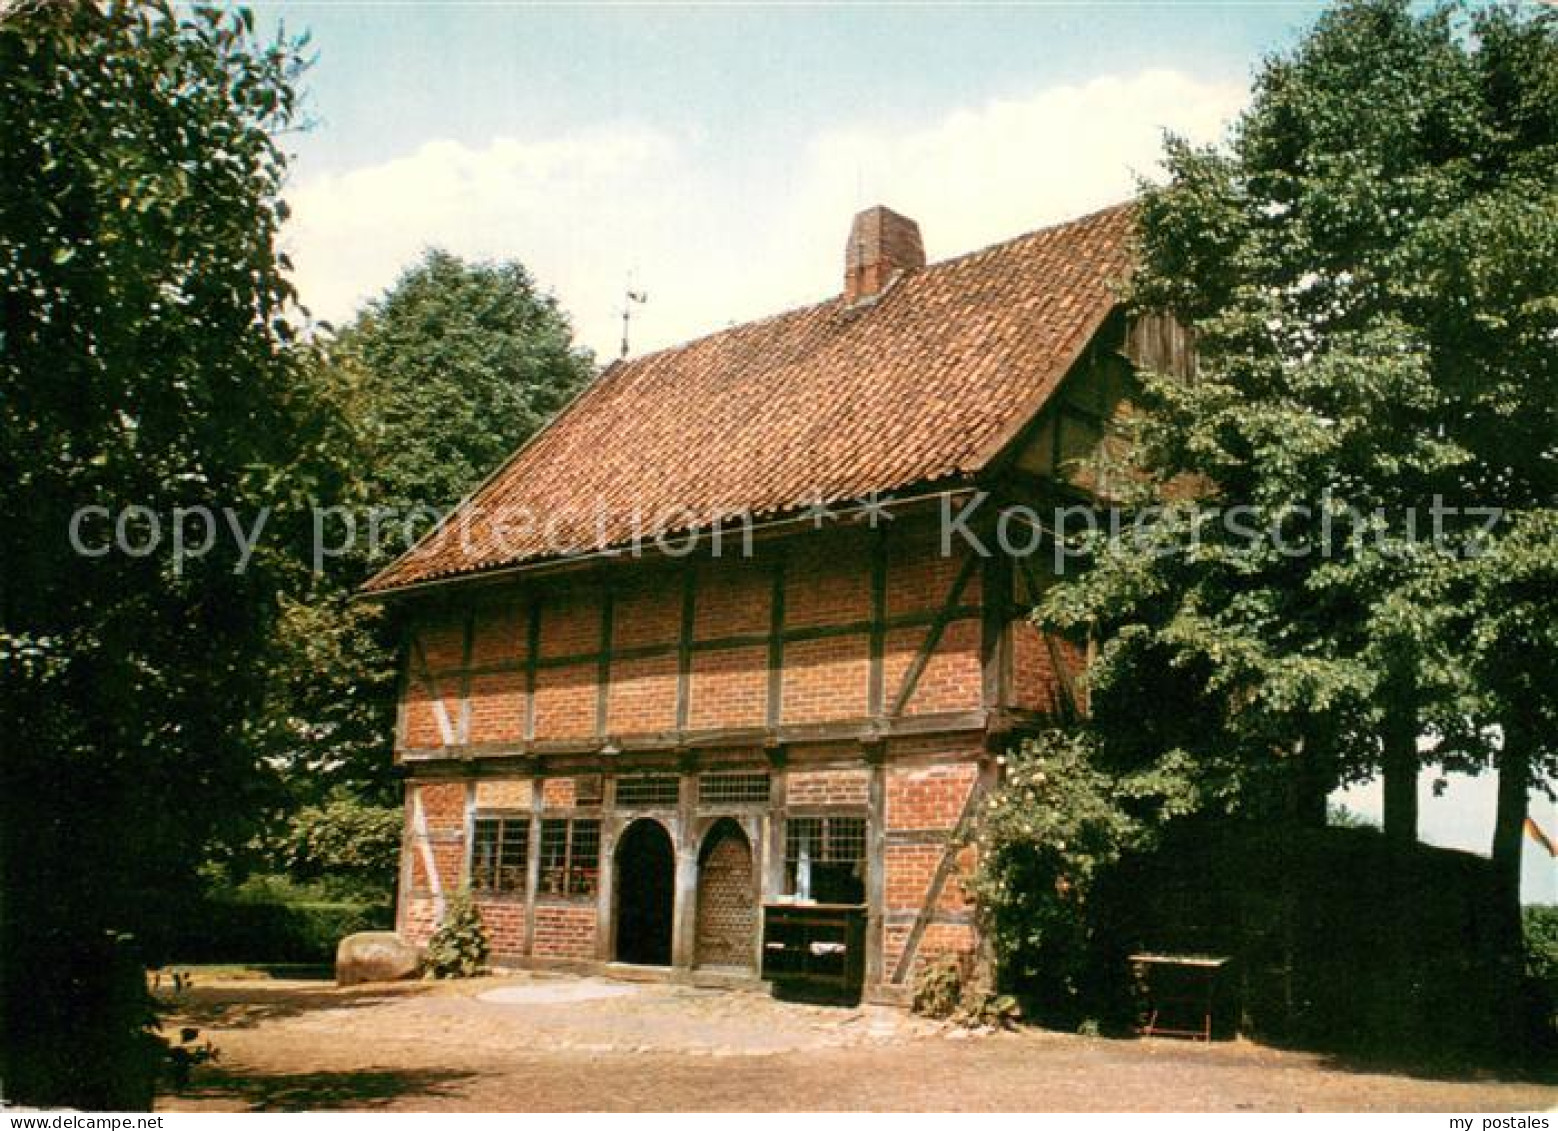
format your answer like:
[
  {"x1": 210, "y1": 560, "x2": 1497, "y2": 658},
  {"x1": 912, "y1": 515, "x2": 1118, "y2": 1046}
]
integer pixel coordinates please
[{"x1": 1525, "y1": 816, "x2": 1557, "y2": 858}]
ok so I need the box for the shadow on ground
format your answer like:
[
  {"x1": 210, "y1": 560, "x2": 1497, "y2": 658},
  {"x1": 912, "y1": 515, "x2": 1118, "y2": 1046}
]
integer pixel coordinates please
[
  {"x1": 176, "y1": 1066, "x2": 477, "y2": 1111},
  {"x1": 157, "y1": 975, "x2": 1558, "y2": 1111},
  {"x1": 1309, "y1": 1045, "x2": 1558, "y2": 1088},
  {"x1": 165, "y1": 982, "x2": 420, "y2": 1031}
]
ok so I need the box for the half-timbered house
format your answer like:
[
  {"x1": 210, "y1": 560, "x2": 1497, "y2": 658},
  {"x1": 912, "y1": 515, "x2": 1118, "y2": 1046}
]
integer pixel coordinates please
[{"x1": 363, "y1": 201, "x2": 1183, "y2": 1002}]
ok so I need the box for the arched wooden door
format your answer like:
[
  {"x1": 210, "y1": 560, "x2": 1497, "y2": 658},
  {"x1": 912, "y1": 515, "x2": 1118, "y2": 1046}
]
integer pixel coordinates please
[{"x1": 695, "y1": 819, "x2": 757, "y2": 969}]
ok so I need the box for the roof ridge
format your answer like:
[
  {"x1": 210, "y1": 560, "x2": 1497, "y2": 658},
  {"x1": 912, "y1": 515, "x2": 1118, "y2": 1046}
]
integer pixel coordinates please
[
  {"x1": 912, "y1": 199, "x2": 1136, "y2": 276},
  {"x1": 615, "y1": 292, "x2": 841, "y2": 368},
  {"x1": 613, "y1": 199, "x2": 1136, "y2": 369}
]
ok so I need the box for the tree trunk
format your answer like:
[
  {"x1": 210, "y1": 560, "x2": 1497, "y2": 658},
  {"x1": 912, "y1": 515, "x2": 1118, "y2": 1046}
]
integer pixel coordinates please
[
  {"x1": 1490, "y1": 720, "x2": 1530, "y2": 918},
  {"x1": 1289, "y1": 733, "x2": 1330, "y2": 828},
  {"x1": 1381, "y1": 700, "x2": 1419, "y2": 846}
]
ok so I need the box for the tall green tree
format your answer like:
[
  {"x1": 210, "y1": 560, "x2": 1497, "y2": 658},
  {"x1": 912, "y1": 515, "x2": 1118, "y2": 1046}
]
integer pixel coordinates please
[
  {"x1": 0, "y1": 2, "x2": 337, "y2": 1107},
  {"x1": 1454, "y1": 514, "x2": 1558, "y2": 901},
  {"x1": 347, "y1": 248, "x2": 593, "y2": 510},
  {"x1": 245, "y1": 252, "x2": 592, "y2": 838},
  {"x1": 1039, "y1": 0, "x2": 1556, "y2": 890},
  {"x1": 1388, "y1": 6, "x2": 1558, "y2": 895}
]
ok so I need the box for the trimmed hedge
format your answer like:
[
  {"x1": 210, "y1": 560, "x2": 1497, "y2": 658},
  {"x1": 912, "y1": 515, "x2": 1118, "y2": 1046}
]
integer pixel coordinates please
[{"x1": 149, "y1": 896, "x2": 392, "y2": 966}]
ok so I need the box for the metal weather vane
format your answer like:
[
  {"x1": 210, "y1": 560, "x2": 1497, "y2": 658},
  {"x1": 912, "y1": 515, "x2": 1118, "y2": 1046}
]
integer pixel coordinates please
[{"x1": 619, "y1": 282, "x2": 648, "y2": 359}]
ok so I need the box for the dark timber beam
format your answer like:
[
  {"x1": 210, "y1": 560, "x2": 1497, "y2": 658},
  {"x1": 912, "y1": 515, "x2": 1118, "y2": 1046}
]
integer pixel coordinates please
[
  {"x1": 981, "y1": 552, "x2": 1012, "y2": 711},
  {"x1": 675, "y1": 566, "x2": 697, "y2": 731},
  {"x1": 867, "y1": 526, "x2": 888, "y2": 719},
  {"x1": 888, "y1": 553, "x2": 980, "y2": 718},
  {"x1": 522, "y1": 597, "x2": 541, "y2": 743},
  {"x1": 889, "y1": 774, "x2": 989, "y2": 985},
  {"x1": 766, "y1": 550, "x2": 786, "y2": 729},
  {"x1": 594, "y1": 582, "x2": 614, "y2": 738}
]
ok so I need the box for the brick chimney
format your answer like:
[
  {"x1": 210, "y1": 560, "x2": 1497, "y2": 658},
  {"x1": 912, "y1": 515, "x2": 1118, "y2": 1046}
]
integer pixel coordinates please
[{"x1": 844, "y1": 205, "x2": 924, "y2": 303}]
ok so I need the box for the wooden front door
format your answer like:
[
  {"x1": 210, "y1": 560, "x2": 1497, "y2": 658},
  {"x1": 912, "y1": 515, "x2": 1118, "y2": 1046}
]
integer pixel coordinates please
[{"x1": 695, "y1": 819, "x2": 757, "y2": 969}]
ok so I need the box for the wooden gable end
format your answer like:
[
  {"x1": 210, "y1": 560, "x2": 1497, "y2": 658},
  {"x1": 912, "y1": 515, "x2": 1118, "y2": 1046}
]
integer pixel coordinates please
[{"x1": 1003, "y1": 309, "x2": 1194, "y2": 498}]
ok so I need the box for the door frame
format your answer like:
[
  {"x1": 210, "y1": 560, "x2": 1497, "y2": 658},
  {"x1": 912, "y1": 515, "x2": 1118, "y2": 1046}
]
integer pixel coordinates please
[{"x1": 612, "y1": 816, "x2": 677, "y2": 967}]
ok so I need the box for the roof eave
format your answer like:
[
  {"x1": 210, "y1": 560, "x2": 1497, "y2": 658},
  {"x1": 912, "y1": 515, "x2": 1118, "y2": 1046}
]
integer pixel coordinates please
[{"x1": 355, "y1": 479, "x2": 981, "y2": 602}]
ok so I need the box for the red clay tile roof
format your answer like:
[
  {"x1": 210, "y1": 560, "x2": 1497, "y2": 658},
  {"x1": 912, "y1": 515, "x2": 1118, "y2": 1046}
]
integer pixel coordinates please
[{"x1": 365, "y1": 203, "x2": 1135, "y2": 593}]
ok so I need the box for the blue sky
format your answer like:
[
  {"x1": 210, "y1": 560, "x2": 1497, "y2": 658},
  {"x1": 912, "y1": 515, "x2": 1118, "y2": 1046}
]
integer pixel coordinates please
[
  {"x1": 254, "y1": 2, "x2": 1554, "y2": 903},
  {"x1": 276, "y1": 4, "x2": 1318, "y2": 180},
  {"x1": 262, "y1": 3, "x2": 1329, "y2": 354}
]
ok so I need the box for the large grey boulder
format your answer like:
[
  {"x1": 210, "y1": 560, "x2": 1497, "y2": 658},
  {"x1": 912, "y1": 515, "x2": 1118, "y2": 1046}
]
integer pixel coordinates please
[{"x1": 336, "y1": 931, "x2": 420, "y2": 986}]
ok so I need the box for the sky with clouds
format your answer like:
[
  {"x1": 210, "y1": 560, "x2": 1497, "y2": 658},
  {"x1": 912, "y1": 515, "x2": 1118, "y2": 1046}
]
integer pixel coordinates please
[
  {"x1": 267, "y1": 3, "x2": 1311, "y2": 356},
  {"x1": 261, "y1": 2, "x2": 1554, "y2": 902}
]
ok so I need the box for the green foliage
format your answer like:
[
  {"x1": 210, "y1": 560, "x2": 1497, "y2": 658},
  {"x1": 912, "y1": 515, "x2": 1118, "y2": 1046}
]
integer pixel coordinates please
[
  {"x1": 344, "y1": 248, "x2": 595, "y2": 513},
  {"x1": 423, "y1": 889, "x2": 489, "y2": 979},
  {"x1": 278, "y1": 791, "x2": 403, "y2": 900},
  {"x1": 31, "y1": 932, "x2": 171, "y2": 1111},
  {"x1": 1525, "y1": 905, "x2": 1558, "y2": 994},
  {"x1": 963, "y1": 992, "x2": 1024, "y2": 1030},
  {"x1": 910, "y1": 953, "x2": 1020, "y2": 1029},
  {"x1": 243, "y1": 251, "x2": 595, "y2": 820},
  {"x1": 1525, "y1": 905, "x2": 1558, "y2": 1054},
  {"x1": 1108, "y1": 823, "x2": 1531, "y2": 1057},
  {"x1": 988, "y1": 4, "x2": 1558, "y2": 1045},
  {"x1": 0, "y1": 2, "x2": 336, "y2": 1107},
  {"x1": 154, "y1": 890, "x2": 390, "y2": 966},
  {"x1": 247, "y1": 587, "x2": 402, "y2": 806},
  {"x1": 971, "y1": 730, "x2": 1193, "y2": 1023},
  {"x1": 217, "y1": 900, "x2": 388, "y2": 965},
  {"x1": 1039, "y1": 0, "x2": 1558, "y2": 855},
  {"x1": 219, "y1": 870, "x2": 359, "y2": 905}
]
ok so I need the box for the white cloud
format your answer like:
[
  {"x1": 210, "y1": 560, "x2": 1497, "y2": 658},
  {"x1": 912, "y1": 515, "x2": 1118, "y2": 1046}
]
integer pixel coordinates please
[
  {"x1": 283, "y1": 68, "x2": 1245, "y2": 360},
  {"x1": 802, "y1": 69, "x2": 1242, "y2": 264},
  {"x1": 283, "y1": 127, "x2": 685, "y2": 352}
]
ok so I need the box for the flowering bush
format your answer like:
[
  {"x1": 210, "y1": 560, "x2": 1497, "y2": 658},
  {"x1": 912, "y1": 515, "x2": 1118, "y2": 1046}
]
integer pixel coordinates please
[{"x1": 970, "y1": 729, "x2": 1197, "y2": 1026}]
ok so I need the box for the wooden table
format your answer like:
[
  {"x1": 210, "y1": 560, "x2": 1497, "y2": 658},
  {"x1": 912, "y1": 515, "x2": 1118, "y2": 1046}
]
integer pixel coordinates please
[{"x1": 1129, "y1": 953, "x2": 1231, "y2": 1041}]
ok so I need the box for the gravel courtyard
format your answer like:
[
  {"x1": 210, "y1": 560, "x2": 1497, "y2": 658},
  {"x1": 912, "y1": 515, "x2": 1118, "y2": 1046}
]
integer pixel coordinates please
[{"x1": 158, "y1": 974, "x2": 1557, "y2": 1112}]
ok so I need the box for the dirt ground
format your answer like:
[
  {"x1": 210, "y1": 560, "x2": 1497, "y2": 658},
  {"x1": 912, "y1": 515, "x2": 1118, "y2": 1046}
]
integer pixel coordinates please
[{"x1": 157, "y1": 974, "x2": 1558, "y2": 1112}]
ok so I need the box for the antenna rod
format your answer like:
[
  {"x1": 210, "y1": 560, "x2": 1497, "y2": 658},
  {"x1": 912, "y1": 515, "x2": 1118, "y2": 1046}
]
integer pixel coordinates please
[{"x1": 619, "y1": 286, "x2": 647, "y2": 359}]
